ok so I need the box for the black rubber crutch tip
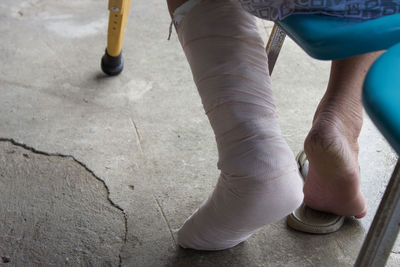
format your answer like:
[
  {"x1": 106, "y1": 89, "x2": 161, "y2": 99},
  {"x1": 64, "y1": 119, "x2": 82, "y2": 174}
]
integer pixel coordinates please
[{"x1": 101, "y1": 49, "x2": 124, "y2": 76}]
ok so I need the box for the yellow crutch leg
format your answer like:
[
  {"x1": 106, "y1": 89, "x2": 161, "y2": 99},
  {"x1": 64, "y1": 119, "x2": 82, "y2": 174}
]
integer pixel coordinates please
[{"x1": 101, "y1": 0, "x2": 132, "y2": 76}]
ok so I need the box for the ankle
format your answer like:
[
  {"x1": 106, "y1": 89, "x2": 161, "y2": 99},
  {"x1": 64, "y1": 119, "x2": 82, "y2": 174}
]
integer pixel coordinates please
[
  {"x1": 305, "y1": 111, "x2": 361, "y2": 155},
  {"x1": 304, "y1": 118, "x2": 361, "y2": 178},
  {"x1": 305, "y1": 117, "x2": 344, "y2": 156},
  {"x1": 313, "y1": 96, "x2": 363, "y2": 140}
]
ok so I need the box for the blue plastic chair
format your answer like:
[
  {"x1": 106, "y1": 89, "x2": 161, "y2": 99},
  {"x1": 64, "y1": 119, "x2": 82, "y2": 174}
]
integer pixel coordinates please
[{"x1": 266, "y1": 13, "x2": 400, "y2": 267}]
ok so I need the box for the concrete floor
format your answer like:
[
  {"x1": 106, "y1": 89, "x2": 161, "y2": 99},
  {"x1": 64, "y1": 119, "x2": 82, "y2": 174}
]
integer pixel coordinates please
[{"x1": 0, "y1": 0, "x2": 399, "y2": 266}]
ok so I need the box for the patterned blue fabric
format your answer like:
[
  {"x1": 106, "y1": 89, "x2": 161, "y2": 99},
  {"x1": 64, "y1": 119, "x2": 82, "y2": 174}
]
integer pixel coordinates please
[{"x1": 239, "y1": 0, "x2": 400, "y2": 21}]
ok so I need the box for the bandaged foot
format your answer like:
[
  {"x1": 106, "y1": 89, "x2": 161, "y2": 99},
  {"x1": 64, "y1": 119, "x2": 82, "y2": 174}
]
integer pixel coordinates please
[{"x1": 176, "y1": 0, "x2": 303, "y2": 250}]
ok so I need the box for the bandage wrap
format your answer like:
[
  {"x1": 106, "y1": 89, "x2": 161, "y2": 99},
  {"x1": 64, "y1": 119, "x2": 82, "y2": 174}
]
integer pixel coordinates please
[{"x1": 176, "y1": 0, "x2": 303, "y2": 250}]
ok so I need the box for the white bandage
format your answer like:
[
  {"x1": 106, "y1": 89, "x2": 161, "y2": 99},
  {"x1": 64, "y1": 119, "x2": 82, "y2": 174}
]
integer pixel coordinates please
[{"x1": 176, "y1": 0, "x2": 303, "y2": 250}]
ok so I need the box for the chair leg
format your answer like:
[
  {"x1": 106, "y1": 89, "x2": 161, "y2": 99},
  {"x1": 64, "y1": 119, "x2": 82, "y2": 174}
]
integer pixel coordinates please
[
  {"x1": 266, "y1": 24, "x2": 286, "y2": 76},
  {"x1": 355, "y1": 158, "x2": 400, "y2": 267},
  {"x1": 101, "y1": 0, "x2": 132, "y2": 76}
]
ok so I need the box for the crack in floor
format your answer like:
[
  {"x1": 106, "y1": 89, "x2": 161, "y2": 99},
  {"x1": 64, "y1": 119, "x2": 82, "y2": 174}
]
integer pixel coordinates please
[
  {"x1": 0, "y1": 137, "x2": 128, "y2": 266},
  {"x1": 153, "y1": 195, "x2": 177, "y2": 248}
]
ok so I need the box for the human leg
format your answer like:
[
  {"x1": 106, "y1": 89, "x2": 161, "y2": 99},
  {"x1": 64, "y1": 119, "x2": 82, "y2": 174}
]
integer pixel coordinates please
[
  {"x1": 304, "y1": 51, "x2": 383, "y2": 218},
  {"x1": 167, "y1": 0, "x2": 303, "y2": 250}
]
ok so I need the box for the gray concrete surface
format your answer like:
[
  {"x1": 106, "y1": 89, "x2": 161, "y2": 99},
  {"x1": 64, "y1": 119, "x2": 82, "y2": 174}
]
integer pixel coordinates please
[
  {"x1": 0, "y1": 140, "x2": 126, "y2": 265},
  {"x1": 0, "y1": 0, "x2": 398, "y2": 266}
]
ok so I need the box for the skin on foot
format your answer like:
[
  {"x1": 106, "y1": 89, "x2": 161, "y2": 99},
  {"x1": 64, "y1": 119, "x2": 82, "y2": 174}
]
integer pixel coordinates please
[
  {"x1": 301, "y1": 52, "x2": 383, "y2": 219},
  {"x1": 303, "y1": 112, "x2": 367, "y2": 219}
]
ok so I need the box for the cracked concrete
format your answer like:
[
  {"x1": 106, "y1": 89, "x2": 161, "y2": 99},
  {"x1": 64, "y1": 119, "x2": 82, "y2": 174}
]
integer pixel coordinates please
[
  {"x1": 0, "y1": 0, "x2": 399, "y2": 266},
  {"x1": 0, "y1": 139, "x2": 125, "y2": 265}
]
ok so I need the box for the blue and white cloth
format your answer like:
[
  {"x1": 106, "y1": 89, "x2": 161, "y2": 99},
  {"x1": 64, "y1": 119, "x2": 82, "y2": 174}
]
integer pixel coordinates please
[{"x1": 239, "y1": 0, "x2": 400, "y2": 21}]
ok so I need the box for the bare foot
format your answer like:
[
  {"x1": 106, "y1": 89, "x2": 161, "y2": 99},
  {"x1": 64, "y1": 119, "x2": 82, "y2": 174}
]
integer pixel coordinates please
[
  {"x1": 303, "y1": 109, "x2": 366, "y2": 218},
  {"x1": 301, "y1": 52, "x2": 385, "y2": 219}
]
